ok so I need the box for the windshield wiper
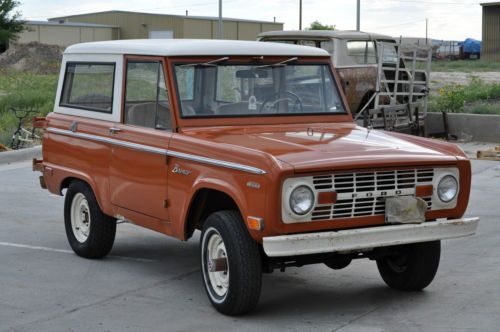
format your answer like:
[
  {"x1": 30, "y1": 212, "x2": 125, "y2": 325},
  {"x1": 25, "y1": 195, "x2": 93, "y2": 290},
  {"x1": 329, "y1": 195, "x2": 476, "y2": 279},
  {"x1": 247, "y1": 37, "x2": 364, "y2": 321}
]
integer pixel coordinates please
[
  {"x1": 256, "y1": 57, "x2": 298, "y2": 68},
  {"x1": 180, "y1": 57, "x2": 229, "y2": 67}
]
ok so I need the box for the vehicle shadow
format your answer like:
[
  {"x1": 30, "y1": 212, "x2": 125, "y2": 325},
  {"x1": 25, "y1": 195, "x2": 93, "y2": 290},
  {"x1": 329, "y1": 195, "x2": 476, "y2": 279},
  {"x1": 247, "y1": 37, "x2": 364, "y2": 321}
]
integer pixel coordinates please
[
  {"x1": 107, "y1": 233, "x2": 430, "y2": 321},
  {"x1": 257, "y1": 280, "x2": 421, "y2": 317}
]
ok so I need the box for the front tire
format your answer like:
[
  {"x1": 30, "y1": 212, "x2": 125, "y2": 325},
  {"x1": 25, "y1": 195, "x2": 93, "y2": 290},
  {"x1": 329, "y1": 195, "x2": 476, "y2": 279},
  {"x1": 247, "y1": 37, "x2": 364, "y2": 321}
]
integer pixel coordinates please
[
  {"x1": 64, "y1": 180, "x2": 116, "y2": 258},
  {"x1": 376, "y1": 241, "x2": 441, "y2": 291},
  {"x1": 200, "y1": 210, "x2": 262, "y2": 315}
]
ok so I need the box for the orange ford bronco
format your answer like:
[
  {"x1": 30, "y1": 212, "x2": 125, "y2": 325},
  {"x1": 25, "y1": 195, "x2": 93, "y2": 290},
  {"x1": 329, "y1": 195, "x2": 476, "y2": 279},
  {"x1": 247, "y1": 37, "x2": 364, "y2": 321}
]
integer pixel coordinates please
[{"x1": 33, "y1": 39, "x2": 479, "y2": 315}]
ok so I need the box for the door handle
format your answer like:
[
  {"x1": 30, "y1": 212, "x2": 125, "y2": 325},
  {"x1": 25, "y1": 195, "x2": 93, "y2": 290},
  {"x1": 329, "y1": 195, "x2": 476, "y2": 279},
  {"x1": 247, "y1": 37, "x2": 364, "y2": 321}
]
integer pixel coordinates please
[{"x1": 109, "y1": 127, "x2": 122, "y2": 134}]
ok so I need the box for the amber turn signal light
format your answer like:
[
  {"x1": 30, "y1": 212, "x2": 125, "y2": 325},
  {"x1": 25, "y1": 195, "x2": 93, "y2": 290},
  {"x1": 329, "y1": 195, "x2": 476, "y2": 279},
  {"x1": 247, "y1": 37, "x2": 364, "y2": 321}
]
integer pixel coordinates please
[
  {"x1": 247, "y1": 216, "x2": 264, "y2": 231},
  {"x1": 416, "y1": 185, "x2": 433, "y2": 197},
  {"x1": 318, "y1": 191, "x2": 337, "y2": 204}
]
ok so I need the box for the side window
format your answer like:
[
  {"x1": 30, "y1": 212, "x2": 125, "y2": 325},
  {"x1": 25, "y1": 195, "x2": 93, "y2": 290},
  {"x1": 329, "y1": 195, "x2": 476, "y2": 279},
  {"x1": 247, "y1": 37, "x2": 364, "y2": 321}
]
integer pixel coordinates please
[
  {"x1": 298, "y1": 40, "x2": 317, "y2": 47},
  {"x1": 124, "y1": 61, "x2": 171, "y2": 130},
  {"x1": 347, "y1": 41, "x2": 377, "y2": 64},
  {"x1": 263, "y1": 40, "x2": 297, "y2": 45},
  {"x1": 320, "y1": 40, "x2": 334, "y2": 55},
  {"x1": 382, "y1": 43, "x2": 398, "y2": 64},
  {"x1": 60, "y1": 62, "x2": 115, "y2": 112}
]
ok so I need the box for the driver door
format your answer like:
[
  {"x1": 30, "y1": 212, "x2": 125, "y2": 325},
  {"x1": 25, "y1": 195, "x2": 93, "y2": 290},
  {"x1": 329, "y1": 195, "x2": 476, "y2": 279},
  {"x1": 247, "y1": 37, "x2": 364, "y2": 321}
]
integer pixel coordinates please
[{"x1": 109, "y1": 57, "x2": 172, "y2": 226}]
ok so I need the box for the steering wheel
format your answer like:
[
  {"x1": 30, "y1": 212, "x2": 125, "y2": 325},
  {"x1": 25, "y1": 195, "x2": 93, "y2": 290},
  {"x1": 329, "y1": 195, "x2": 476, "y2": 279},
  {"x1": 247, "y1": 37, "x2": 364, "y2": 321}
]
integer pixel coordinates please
[{"x1": 259, "y1": 90, "x2": 303, "y2": 114}]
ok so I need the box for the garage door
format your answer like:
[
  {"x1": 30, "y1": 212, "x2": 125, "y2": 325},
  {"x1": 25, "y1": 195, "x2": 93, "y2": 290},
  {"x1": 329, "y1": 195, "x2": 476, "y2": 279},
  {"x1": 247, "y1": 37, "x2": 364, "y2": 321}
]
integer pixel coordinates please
[{"x1": 149, "y1": 30, "x2": 174, "y2": 39}]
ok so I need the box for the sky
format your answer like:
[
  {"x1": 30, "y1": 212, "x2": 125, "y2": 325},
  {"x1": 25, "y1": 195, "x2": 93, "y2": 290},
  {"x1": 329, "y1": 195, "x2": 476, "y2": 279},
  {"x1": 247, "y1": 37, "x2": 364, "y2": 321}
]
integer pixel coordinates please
[{"x1": 18, "y1": 0, "x2": 487, "y2": 41}]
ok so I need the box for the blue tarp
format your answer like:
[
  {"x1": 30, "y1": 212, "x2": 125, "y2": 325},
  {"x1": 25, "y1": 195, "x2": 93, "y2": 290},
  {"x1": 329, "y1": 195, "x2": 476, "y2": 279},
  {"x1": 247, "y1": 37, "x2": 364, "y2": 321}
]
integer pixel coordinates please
[{"x1": 461, "y1": 38, "x2": 481, "y2": 54}]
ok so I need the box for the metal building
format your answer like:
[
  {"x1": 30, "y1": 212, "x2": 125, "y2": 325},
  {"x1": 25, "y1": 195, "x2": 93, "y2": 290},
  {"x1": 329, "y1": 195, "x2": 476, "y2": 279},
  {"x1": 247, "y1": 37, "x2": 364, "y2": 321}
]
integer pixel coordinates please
[
  {"x1": 18, "y1": 21, "x2": 119, "y2": 47},
  {"x1": 481, "y1": 2, "x2": 500, "y2": 61},
  {"x1": 48, "y1": 10, "x2": 283, "y2": 41}
]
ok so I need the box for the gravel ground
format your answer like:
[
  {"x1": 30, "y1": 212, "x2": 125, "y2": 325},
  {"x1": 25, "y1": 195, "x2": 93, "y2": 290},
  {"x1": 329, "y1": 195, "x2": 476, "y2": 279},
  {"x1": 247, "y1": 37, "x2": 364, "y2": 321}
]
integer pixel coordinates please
[{"x1": 430, "y1": 71, "x2": 500, "y2": 92}]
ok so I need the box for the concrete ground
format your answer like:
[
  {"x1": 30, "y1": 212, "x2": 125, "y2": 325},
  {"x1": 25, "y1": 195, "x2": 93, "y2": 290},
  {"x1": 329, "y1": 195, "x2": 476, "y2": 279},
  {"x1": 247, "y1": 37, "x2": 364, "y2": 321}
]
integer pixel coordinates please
[{"x1": 0, "y1": 159, "x2": 499, "y2": 332}]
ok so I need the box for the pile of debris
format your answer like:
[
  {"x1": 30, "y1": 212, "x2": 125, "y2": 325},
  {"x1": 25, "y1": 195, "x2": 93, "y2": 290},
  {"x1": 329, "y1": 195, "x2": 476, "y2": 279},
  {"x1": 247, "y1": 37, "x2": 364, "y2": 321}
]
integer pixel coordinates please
[
  {"x1": 0, "y1": 42, "x2": 63, "y2": 74},
  {"x1": 477, "y1": 146, "x2": 500, "y2": 161}
]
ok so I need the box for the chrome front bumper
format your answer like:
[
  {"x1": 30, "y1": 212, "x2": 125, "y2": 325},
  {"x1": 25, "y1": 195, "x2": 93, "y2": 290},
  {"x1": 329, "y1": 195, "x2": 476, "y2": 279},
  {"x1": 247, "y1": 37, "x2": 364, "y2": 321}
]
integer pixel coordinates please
[{"x1": 263, "y1": 217, "x2": 479, "y2": 257}]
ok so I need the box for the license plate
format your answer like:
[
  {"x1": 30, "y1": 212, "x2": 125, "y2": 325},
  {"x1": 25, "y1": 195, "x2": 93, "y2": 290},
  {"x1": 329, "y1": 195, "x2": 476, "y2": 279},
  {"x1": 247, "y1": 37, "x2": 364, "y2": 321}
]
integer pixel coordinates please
[{"x1": 385, "y1": 196, "x2": 427, "y2": 224}]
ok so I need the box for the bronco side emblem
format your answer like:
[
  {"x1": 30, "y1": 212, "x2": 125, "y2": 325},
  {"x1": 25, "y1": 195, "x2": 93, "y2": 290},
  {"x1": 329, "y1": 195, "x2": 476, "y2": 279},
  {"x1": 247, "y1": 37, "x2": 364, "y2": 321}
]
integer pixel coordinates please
[{"x1": 172, "y1": 164, "x2": 191, "y2": 175}]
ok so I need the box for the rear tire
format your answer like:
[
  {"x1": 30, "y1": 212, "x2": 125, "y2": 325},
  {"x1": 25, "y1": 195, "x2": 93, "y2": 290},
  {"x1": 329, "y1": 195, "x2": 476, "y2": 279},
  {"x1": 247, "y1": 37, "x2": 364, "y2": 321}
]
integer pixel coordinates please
[
  {"x1": 376, "y1": 241, "x2": 440, "y2": 291},
  {"x1": 200, "y1": 210, "x2": 262, "y2": 315},
  {"x1": 10, "y1": 133, "x2": 22, "y2": 150},
  {"x1": 64, "y1": 180, "x2": 116, "y2": 258}
]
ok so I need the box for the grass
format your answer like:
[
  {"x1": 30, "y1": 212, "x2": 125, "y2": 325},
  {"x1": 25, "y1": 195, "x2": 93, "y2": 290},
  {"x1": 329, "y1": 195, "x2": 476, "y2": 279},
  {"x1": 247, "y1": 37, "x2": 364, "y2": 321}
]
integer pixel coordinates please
[
  {"x1": 429, "y1": 76, "x2": 500, "y2": 114},
  {"x1": 465, "y1": 103, "x2": 500, "y2": 115},
  {"x1": 0, "y1": 69, "x2": 58, "y2": 146},
  {"x1": 431, "y1": 60, "x2": 500, "y2": 73}
]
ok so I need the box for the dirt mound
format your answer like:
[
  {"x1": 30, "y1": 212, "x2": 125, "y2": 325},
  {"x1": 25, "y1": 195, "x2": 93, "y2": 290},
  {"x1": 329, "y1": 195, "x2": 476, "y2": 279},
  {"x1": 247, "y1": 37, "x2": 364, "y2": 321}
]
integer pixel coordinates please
[{"x1": 0, "y1": 42, "x2": 63, "y2": 74}]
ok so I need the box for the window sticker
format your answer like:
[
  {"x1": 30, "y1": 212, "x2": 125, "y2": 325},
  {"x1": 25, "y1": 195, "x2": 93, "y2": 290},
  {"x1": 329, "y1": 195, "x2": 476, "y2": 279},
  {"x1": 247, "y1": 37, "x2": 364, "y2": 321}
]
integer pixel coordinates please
[{"x1": 248, "y1": 95, "x2": 257, "y2": 110}]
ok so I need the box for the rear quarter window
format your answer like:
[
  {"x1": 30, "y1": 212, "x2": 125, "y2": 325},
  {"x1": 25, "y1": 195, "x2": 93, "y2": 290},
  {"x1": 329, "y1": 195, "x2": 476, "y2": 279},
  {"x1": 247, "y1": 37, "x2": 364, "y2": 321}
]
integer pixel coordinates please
[
  {"x1": 346, "y1": 41, "x2": 377, "y2": 65},
  {"x1": 60, "y1": 62, "x2": 115, "y2": 113}
]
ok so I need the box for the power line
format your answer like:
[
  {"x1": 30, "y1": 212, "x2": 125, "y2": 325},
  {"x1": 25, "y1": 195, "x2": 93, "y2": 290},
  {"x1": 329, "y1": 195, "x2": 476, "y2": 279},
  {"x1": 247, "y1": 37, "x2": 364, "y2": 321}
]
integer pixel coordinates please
[{"x1": 371, "y1": 19, "x2": 427, "y2": 30}]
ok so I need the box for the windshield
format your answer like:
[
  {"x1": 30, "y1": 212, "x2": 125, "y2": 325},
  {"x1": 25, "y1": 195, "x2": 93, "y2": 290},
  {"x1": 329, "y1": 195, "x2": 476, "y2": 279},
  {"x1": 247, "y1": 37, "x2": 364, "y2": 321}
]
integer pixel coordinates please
[
  {"x1": 174, "y1": 63, "x2": 345, "y2": 118},
  {"x1": 379, "y1": 41, "x2": 398, "y2": 64}
]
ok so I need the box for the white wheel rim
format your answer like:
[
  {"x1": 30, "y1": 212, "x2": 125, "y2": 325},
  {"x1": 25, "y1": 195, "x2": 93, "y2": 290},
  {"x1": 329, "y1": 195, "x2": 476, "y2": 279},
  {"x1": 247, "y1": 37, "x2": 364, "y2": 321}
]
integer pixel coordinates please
[
  {"x1": 71, "y1": 193, "x2": 91, "y2": 243},
  {"x1": 202, "y1": 228, "x2": 229, "y2": 301}
]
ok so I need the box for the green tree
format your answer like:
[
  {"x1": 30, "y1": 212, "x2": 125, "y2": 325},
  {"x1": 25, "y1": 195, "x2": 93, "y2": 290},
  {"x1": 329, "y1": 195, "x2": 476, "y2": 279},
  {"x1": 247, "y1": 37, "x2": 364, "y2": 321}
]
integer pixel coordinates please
[
  {"x1": 307, "y1": 20, "x2": 335, "y2": 30},
  {"x1": 0, "y1": 0, "x2": 25, "y2": 44}
]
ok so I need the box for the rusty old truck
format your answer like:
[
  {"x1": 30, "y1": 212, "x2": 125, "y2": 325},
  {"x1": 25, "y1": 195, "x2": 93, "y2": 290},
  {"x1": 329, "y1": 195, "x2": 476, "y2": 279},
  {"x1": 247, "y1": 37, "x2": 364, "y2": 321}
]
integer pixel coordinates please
[{"x1": 258, "y1": 30, "x2": 431, "y2": 133}]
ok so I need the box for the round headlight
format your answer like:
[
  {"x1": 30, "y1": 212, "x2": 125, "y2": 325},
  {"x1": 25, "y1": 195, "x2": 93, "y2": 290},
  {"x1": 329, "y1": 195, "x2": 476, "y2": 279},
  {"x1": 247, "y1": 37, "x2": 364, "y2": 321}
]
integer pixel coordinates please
[
  {"x1": 437, "y1": 175, "x2": 458, "y2": 203},
  {"x1": 289, "y1": 185, "x2": 315, "y2": 215}
]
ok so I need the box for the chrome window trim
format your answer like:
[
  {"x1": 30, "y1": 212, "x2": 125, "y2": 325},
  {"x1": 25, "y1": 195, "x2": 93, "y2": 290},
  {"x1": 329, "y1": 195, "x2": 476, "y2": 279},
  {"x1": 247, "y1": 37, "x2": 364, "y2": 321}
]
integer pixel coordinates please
[{"x1": 46, "y1": 127, "x2": 266, "y2": 175}]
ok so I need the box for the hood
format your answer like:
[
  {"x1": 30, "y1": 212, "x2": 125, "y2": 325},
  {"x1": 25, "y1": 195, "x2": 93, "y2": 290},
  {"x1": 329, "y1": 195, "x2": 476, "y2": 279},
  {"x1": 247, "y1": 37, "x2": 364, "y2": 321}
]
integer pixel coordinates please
[{"x1": 181, "y1": 123, "x2": 459, "y2": 173}]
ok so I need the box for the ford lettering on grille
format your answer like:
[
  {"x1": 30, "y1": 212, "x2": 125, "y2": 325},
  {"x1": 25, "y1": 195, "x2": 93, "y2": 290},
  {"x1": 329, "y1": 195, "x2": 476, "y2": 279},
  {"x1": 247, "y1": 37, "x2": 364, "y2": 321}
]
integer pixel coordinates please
[{"x1": 311, "y1": 168, "x2": 434, "y2": 221}]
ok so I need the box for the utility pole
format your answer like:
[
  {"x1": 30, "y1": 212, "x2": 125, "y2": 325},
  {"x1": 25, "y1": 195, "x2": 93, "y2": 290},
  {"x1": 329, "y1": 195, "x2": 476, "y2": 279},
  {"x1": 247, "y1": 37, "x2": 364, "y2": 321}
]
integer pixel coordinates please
[
  {"x1": 356, "y1": 0, "x2": 360, "y2": 31},
  {"x1": 218, "y1": 0, "x2": 223, "y2": 39},
  {"x1": 425, "y1": 18, "x2": 428, "y2": 45},
  {"x1": 299, "y1": 0, "x2": 302, "y2": 30}
]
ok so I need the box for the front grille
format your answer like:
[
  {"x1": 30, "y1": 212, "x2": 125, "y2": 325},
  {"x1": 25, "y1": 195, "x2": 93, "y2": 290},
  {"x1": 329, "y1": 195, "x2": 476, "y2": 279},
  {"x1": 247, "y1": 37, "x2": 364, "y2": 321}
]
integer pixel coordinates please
[{"x1": 311, "y1": 168, "x2": 434, "y2": 221}]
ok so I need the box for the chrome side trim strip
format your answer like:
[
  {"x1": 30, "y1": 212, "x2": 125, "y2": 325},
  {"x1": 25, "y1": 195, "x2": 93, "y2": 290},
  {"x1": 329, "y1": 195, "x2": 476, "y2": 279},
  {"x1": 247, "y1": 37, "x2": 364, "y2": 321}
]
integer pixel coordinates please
[
  {"x1": 166, "y1": 150, "x2": 266, "y2": 174},
  {"x1": 47, "y1": 127, "x2": 167, "y2": 155},
  {"x1": 47, "y1": 127, "x2": 266, "y2": 175}
]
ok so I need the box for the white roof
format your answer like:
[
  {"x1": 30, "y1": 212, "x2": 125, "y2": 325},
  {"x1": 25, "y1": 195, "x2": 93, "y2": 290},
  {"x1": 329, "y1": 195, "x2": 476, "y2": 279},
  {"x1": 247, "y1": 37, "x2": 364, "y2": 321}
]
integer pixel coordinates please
[
  {"x1": 64, "y1": 39, "x2": 329, "y2": 57},
  {"x1": 258, "y1": 30, "x2": 394, "y2": 41}
]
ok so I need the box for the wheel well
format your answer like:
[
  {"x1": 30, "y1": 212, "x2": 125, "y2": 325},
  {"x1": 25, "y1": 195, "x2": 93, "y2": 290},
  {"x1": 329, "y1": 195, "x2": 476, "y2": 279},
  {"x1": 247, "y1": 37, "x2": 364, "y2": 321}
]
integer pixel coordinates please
[
  {"x1": 60, "y1": 177, "x2": 92, "y2": 196},
  {"x1": 60, "y1": 177, "x2": 80, "y2": 194},
  {"x1": 185, "y1": 189, "x2": 239, "y2": 239}
]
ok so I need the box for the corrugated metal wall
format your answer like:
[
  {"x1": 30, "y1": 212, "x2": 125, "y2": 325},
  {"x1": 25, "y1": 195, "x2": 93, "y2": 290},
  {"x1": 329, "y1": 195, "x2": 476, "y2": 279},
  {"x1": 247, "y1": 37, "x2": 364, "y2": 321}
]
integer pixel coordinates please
[
  {"x1": 482, "y1": 5, "x2": 500, "y2": 61},
  {"x1": 50, "y1": 12, "x2": 283, "y2": 41},
  {"x1": 17, "y1": 24, "x2": 117, "y2": 46},
  {"x1": 51, "y1": 12, "x2": 184, "y2": 39},
  {"x1": 183, "y1": 18, "x2": 212, "y2": 39}
]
